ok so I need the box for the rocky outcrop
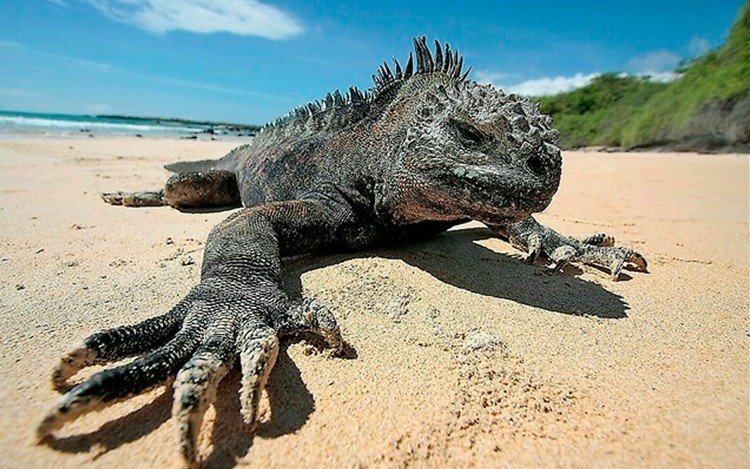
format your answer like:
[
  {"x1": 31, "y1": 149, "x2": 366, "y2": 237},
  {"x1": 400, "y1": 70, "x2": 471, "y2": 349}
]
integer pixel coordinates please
[{"x1": 632, "y1": 96, "x2": 750, "y2": 153}]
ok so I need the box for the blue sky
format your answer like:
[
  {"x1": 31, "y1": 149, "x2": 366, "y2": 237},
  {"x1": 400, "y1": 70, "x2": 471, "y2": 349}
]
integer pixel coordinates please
[{"x1": 1, "y1": 0, "x2": 745, "y2": 124}]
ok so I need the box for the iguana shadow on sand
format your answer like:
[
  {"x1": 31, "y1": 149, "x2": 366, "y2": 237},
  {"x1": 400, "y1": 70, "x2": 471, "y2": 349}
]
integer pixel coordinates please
[
  {"x1": 37, "y1": 37, "x2": 646, "y2": 467},
  {"x1": 40, "y1": 228, "x2": 629, "y2": 467}
]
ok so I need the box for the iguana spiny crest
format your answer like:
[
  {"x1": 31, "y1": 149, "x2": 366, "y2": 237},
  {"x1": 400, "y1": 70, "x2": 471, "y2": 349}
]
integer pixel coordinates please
[{"x1": 259, "y1": 37, "x2": 562, "y2": 227}]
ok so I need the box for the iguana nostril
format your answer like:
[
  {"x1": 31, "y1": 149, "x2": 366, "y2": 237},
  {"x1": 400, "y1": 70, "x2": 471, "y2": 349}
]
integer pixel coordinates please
[{"x1": 526, "y1": 154, "x2": 545, "y2": 175}]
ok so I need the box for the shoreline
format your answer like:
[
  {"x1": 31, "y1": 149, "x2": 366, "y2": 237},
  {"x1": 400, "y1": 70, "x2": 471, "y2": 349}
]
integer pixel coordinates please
[
  {"x1": 3, "y1": 130, "x2": 748, "y2": 155},
  {"x1": 0, "y1": 137, "x2": 747, "y2": 467},
  {"x1": 0, "y1": 110, "x2": 260, "y2": 141},
  {"x1": 0, "y1": 129, "x2": 257, "y2": 140},
  {"x1": 0, "y1": 131, "x2": 257, "y2": 142}
]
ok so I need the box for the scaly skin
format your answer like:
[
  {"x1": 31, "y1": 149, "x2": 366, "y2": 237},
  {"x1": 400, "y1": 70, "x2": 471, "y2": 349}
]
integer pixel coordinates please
[{"x1": 38, "y1": 37, "x2": 647, "y2": 466}]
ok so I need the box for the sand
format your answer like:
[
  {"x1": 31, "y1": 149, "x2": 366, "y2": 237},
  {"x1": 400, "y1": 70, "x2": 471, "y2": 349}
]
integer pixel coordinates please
[{"x1": 0, "y1": 137, "x2": 747, "y2": 468}]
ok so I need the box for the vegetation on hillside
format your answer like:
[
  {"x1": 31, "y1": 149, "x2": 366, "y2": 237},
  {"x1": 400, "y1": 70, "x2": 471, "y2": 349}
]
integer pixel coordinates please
[
  {"x1": 535, "y1": 2, "x2": 749, "y2": 149},
  {"x1": 535, "y1": 74, "x2": 668, "y2": 148}
]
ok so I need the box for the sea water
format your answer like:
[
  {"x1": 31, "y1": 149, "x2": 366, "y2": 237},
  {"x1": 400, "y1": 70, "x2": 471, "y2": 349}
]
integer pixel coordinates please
[{"x1": 0, "y1": 110, "x2": 250, "y2": 138}]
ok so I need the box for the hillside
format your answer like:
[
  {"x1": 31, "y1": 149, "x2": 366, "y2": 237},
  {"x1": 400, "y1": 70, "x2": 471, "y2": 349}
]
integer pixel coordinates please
[{"x1": 536, "y1": 3, "x2": 750, "y2": 152}]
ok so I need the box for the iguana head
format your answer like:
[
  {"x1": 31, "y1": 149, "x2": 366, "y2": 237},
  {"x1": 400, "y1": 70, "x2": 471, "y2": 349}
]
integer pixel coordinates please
[{"x1": 376, "y1": 37, "x2": 562, "y2": 226}]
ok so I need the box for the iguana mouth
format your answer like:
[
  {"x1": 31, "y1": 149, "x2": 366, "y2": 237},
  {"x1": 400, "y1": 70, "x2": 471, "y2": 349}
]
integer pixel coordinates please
[
  {"x1": 475, "y1": 195, "x2": 552, "y2": 226},
  {"x1": 448, "y1": 162, "x2": 558, "y2": 219}
]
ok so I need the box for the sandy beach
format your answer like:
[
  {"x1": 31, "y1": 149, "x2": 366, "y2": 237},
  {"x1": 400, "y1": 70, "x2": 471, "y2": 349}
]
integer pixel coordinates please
[{"x1": 0, "y1": 137, "x2": 747, "y2": 468}]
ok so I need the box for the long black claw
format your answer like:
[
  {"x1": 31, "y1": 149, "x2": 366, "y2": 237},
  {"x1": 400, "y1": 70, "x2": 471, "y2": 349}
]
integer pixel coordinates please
[
  {"x1": 624, "y1": 249, "x2": 648, "y2": 272},
  {"x1": 51, "y1": 300, "x2": 191, "y2": 392},
  {"x1": 548, "y1": 245, "x2": 576, "y2": 273},
  {"x1": 580, "y1": 232, "x2": 615, "y2": 247},
  {"x1": 51, "y1": 343, "x2": 101, "y2": 393},
  {"x1": 278, "y1": 297, "x2": 343, "y2": 355},
  {"x1": 610, "y1": 256, "x2": 626, "y2": 281},
  {"x1": 524, "y1": 233, "x2": 542, "y2": 264},
  {"x1": 174, "y1": 346, "x2": 235, "y2": 466},
  {"x1": 100, "y1": 191, "x2": 124, "y2": 205},
  {"x1": 237, "y1": 325, "x2": 279, "y2": 426},
  {"x1": 39, "y1": 332, "x2": 199, "y2": 440}
]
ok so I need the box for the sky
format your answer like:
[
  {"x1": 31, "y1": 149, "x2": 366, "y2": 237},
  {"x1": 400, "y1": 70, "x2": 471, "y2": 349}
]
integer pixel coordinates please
[{"x1": 1, "y1": 0, "x2": 746, "y2": 124}]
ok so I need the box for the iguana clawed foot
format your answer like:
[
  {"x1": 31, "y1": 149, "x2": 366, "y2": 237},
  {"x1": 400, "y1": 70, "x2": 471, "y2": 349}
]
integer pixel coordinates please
[
  {"x1": 37, "y1": 293, "x2": 342, "y2": 466},
  {"x1": 101, "y1": 190, "x2": 166, "y2": 207},
  {"x1": 493, "y1": 216, "x2": 648, "y2": 281}
]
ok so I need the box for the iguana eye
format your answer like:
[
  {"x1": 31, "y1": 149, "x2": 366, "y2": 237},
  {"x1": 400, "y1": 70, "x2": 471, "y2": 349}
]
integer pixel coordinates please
[{"x1": 451, "y1": 119, "x2": 485, "y2": 144}]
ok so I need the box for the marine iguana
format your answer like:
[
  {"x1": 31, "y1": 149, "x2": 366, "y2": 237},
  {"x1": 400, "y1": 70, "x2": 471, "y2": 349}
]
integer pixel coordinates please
[{"x1": 37, "y1": 37, "x2": 647, "y2": 465}]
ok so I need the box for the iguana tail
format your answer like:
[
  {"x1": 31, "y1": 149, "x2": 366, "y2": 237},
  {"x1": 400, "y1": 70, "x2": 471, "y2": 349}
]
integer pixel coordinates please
[
  {"x1": 163, "y1": 159, "x2": 220, "y2": 173},
  {"x1": 163, "y1": 143, "x2": 251, "y2": 173}
]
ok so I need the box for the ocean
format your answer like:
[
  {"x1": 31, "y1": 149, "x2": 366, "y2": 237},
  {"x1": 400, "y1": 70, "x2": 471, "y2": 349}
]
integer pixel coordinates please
[{"x1": 0, "y1": 110, "x2": 259, "y2": 138}]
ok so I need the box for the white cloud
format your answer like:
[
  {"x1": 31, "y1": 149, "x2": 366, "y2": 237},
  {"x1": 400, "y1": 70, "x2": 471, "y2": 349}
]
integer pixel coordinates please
[
  {"x1": 0, "y1": 88, "x2": 40, "y2": 97},
  {"x1": 625, "y1": 49, "x2": 684, "y2": 83},
  {"x1": 688, "y1": 36, "x2": 711, "y2": 56},
  {"x1": 627, "y1": 50, "x2": 681, "y2": 75},
  {"x1": 636, "y1": 71, "x2": 680, "y2": 83},
  {"x1": 505, "y1": 73, "x2": 601, "y2": 96},
  {"x1": 476, "y1": 71, "x2": 600, "y2": 96},
  {"x1": 473, "y1": 46, "x2": 691, "y2": 98},
  {"x1": 472, "y1": 70, "x2": 510, "y2": 84},
  {"x1": 85, "y1": 0, "x2": 303, "y2": 39}
]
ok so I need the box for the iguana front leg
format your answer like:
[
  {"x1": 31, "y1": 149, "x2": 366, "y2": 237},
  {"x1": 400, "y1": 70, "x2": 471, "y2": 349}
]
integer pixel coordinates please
[
  {"x1": 38, "y1": 199, "x2": 351, "y2": 466},
  {"x1": 101, "y1": 170, "x2": 241, "y2": 209},
  {"x1": 491, "y1": 216, "x2": 648, "y2": 280}
]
